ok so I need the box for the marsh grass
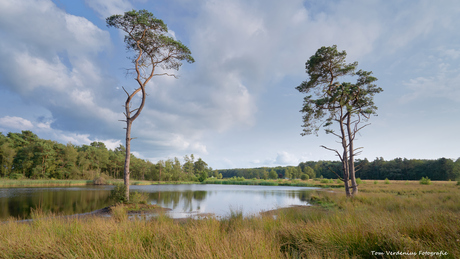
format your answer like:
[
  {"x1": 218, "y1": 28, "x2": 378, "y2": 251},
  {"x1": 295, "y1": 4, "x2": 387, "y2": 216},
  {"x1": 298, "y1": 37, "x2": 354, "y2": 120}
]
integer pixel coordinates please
[{"x1": 1, "y1": 180, "x2": 459, "y2": 258}]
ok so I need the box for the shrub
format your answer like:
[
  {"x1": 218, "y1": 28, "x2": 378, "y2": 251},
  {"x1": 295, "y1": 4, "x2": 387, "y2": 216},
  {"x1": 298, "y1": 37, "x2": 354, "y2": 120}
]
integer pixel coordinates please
[
  {"x1": 198, "y1": 171, "x2": 208, "y2": 182},
  {"x1": 229, "y1": 176, "x2": 245, "y2": 182},
  {"x1": 419, "y1": 177, "x2": 432, "y2": 185},
  {"x1": 374, "y1": 180, "x2": 378, "y2": 185},
  {"x1": 300, "y1": 174, "x2": 309, "y2": 181},
  {"x1": 384, "y1": 178, "x2": 390, "y2": 184},
  {"x1": 336, "y1": 178, "x2": 343, "y2": 184},
  {"x1": 9, "y1": 173, "x2": 24, "y2": 180},
  {"x1": 320, "y1": 178, "x2": 333, "y2": 184},
  {"x1": 129, "y1": 191, "x2": 149, "y2": 204},
  {"x1": 356, "y1": 178, "x2": 363, "y2": 185},
  {"x1": 93, "y1": 176, "x2": 107, "y2": 185},
  {"x1": 109, "y1": 183, "x2": 127, "y2": 204}
]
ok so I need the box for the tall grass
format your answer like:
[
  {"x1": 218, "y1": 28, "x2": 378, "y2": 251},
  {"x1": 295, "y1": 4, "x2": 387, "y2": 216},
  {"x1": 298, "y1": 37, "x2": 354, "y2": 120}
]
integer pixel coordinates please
[{"x1": 1, "y1": 180, "x2": 458, "y2": 258}]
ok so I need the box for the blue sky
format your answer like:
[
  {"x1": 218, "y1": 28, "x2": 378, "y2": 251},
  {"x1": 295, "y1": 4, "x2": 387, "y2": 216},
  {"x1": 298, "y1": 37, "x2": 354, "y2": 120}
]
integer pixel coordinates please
[{"x1": 0, "y1": 0, "x2": 459, "y2": 169}]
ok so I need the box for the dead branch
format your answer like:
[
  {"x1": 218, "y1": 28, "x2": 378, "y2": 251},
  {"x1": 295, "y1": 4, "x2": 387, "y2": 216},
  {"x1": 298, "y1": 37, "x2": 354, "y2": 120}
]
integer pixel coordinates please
[
  {"x1": 327, "y1": 166, "x2": 344, "y2": 181},
  {"x1": 122, "y1": 86, "x2": 130, "y2": 97},
  {"x1": 321, "y1": 145, "x2": 343, "y2": 161}
]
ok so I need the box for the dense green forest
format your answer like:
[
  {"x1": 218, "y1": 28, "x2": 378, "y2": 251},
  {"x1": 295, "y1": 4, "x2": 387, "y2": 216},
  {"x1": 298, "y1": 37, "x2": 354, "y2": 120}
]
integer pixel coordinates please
[
  {"x1": 1, "y1": 130, "x2": 459, "y2": 181},
  {"x1": 218, "y1": 157, "x2": 460, "y2": 181},
  {"x1": 0, "y1": 131, "x2": 218, "y2": 181}
]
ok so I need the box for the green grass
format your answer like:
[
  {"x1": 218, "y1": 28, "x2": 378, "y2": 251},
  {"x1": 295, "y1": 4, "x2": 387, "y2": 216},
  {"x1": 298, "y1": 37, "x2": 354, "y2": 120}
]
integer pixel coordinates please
[
  {"x1": 1, "y1": 180, "x2": 459, "y2": 258},
  {"x1": 0, "y1": 179, "x2": 199, "y2": 188},
  {"x1": 0, "y1": 179, "x2": 93, "y2": 187},
  {"x1": 203, "y1": 178, "x2": 342, "y2": 188},
  {"x1": 1, "y1": 178, "x2": 343, "y2": 188}
]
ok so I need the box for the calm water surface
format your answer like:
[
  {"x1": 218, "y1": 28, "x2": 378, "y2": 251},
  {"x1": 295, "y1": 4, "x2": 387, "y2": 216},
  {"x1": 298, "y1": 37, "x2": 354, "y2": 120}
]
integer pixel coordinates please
[{"x1": 0, "y1": 184, "x2": 318, "y2": 220}]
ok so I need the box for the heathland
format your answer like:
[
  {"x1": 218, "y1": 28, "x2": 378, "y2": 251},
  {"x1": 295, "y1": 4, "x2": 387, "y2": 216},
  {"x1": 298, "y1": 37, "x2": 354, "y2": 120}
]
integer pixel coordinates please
[{"x1": 1, "y1": 180, "x2": 458, "y2": 258}]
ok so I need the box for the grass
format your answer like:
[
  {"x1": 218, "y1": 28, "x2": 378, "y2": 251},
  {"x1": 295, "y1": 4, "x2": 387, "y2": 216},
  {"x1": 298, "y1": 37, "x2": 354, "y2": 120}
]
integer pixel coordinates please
[
  {"x1": 0, "y1": 179, "x2": 93, "y2": 187},
  {"x1": 0, "y1": 179, "x2": 200, "y2": 188},
  {"x1": 1, "y1": 178, "x2": 343, "y2": 188},
  {"x1": 203, "y1": 178, "x2": 343, "y2": 188},
  {"x1": 1, "y1": 180, "x2": 458, "y2": 258}
]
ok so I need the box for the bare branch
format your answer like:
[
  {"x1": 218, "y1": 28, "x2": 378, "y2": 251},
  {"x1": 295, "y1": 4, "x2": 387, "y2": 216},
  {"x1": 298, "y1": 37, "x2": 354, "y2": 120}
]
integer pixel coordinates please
[
  {"x1": 122, "y1": 86, "x2": 130, "y2": 97},
  {"x1": 321, "y1": 145, "x2": 343, "y2": 161},
  {"x1": 327, "y1": 166, "x2": 344, "y2": 181}
]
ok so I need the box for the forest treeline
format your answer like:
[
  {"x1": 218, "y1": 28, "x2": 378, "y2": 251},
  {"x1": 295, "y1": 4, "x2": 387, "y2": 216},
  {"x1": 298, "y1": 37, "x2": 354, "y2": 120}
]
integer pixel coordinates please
[
  {"x1": 0, "y1": 131, "x2": 218, "y2": 181},
  {"x1": 218, "y1": 157, "x2": 460, "y2": 181},
  {"x1": 1, "y1": 130, "x2": 459, "y2": 181}
]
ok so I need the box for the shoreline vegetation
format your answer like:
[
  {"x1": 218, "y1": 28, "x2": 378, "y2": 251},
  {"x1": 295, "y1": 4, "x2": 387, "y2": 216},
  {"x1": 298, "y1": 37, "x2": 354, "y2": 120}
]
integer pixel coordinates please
[
  {"x1": 1, "y1": 180, "x2": 458, "y2": 258},
  {"x1": 0, "y1": 178, "x2": 343, "y2": 188},
  {"x1": 2, "y1": 131, "x2": 459, "y2": 186}
]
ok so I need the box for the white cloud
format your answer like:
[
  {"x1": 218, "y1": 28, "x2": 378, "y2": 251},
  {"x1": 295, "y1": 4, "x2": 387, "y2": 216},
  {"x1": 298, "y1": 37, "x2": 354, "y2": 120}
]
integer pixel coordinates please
[
  {"x1": 275, "y1": 151, "x2": 300, "y2": 165},
  {"x1": 83, "y1": 0, "x2": 133, "y2": 18},
  {"x1": 97, "y1": 139, "x2": 123, "y2": 151},
  {"x1": 0, "y1": 116, "x2": 34, "y2": 130},
  {"x1": 402, "y1": 61, "x2": 460, "y2": 103},
  {"x1": 1, "y1": 0, "x2": 460, "y2": 169},
  {"x1": 439, "y1": 47, "x2": 460, "y2": 60},
  {"x1": 0, "y1": 0, "x2": 119, "y2": 134}
]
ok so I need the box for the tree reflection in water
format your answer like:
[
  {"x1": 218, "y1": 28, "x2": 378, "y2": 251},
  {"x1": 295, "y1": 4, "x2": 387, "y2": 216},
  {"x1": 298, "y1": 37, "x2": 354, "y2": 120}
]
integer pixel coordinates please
[
  {"x1": 140, "y1": 185, "x2": 317, "y2": 217},
  {"x1": 0, "y1": 186, "x2": 112, "y2": 220},
  {"x1": 0, "y1": 185, "x2": 318, "y2": 220}
]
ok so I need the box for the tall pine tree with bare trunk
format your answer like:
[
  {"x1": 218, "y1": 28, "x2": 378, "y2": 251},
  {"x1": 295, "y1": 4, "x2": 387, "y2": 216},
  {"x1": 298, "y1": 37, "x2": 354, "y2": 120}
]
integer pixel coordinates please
[
  {"x1": 296, "y1": 45, "x2": 382, "y2": 197},
  {"x1": 107, "y1": 10, "x2": 194, "y2": 201}
]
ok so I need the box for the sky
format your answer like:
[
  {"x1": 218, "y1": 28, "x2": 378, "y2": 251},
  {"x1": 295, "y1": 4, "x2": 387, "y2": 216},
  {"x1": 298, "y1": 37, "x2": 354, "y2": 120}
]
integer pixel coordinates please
[{"x1": 0, "y1": 0, "x2": 459, "y2": 170}]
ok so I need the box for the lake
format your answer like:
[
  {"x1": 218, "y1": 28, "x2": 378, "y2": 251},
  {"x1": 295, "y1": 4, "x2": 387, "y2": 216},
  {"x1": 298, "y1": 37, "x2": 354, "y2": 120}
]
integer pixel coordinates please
[{"x1": 0, "y1": 184, "x2": 319, "y2": 220}]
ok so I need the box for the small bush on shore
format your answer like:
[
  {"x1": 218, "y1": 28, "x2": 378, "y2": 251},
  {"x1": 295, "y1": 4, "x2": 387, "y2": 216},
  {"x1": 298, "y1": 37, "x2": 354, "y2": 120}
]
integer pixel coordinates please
[
  {"x1": 300, "y1": 174, "x2": 309, "y2": 180},
  {"x1": 129, "y1": 191, "x2": 149, "y2": 204},
  {"x1": 109, "y1": 183, "x2": 127, "y2": 203},
  {"x1": 420, "y1": 176, "x2": 432, "y2": 185}
]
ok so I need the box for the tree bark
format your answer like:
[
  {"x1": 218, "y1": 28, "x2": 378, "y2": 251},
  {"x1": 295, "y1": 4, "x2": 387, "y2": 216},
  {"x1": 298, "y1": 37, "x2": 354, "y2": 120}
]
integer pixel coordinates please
[
  {"x1": 347, "y1": 113, "x2": 358, "y2": 196},
  {"x1": 339, "y1": 116, "x2": 351, "y2": 197},
  {"x1": 124, "y1": 119, "x2": 132, "y2": 201}
]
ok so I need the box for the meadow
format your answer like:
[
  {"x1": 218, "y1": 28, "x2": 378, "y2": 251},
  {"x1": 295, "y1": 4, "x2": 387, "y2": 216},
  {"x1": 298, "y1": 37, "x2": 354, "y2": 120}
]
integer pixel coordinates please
[{"x1": 1, "y1": 180, "x2": 458, "y2": 258}]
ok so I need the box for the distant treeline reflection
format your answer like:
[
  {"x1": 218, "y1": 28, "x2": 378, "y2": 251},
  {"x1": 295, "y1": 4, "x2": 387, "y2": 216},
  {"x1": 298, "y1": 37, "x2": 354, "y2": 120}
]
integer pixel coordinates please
[
  {"x1": 0, "y1": 187, "x2": 112, "y2": 220},
  {"x1": 149, "y1": 189, "x2": 311, "y2": 212}
]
